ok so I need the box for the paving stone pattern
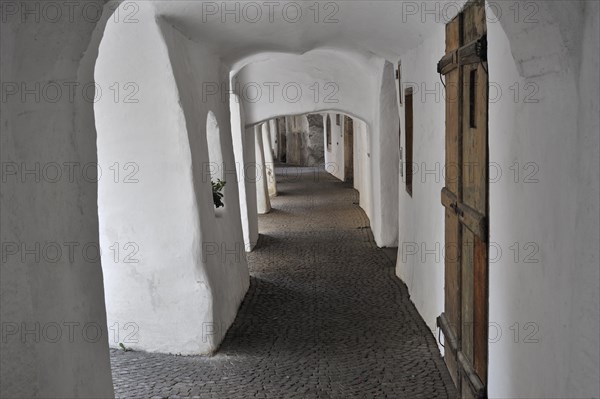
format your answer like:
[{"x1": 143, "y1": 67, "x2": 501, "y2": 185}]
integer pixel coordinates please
[{"x1": 111, "y1": 165, "x2": 457, "y2": 398}]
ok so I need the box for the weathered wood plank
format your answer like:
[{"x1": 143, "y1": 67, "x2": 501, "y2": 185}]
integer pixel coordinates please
[
  {"x1": 462, "y1": 64, "x2": 487, "y2": 215},
  {"x1": 463, "y1": 0, "x2": 486, "y2": 43},
  {"x1": 458, "y1": 201, "x2": 487, "y2": 241},
  {"x1": 439, "y1": 51, "x2": 458, "y2": 75},
  {"x1": 461, "y1": 227, "x2": 474, "y2": 364},
  {"x1": 441, "y1": 187, "x2": 457, "y2": 208},
  {"x1": 473, "y1": 236, "x2": 488, "y2": 382},
  {"x1": 442, "y1": 12, "x2": 463, "y2": 392},
  {"x1": 445, "y1": 66, "x2": 460, "y2": 195},
  {"x1": 445, "y1": 208, "x2": 461, "y2": 388},
  {"x1": 446, "y1": 14, "x2": 460, "y2": 53},
  {"x1": 458, "y1": 350, "x2": 486, "y2": 398},
  {"x1": 458, "y1": 36, "x2": 487, "y2": 65}
]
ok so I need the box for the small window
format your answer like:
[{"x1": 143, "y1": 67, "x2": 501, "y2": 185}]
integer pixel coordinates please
[
  {"x1": 336, "y1": 114, "x2": 341, "y2": 126},
  {"x1": 404, "y1": 88, "x2": 413, "y2": 197},
  {"x1": 206, "y1": 111, "x2": 225, "y2": 211},
  {"x1": 326, "y1": 114, "x2": 332, "y2": 149},
  {"x1": 206, "y1": 111, "x2": 223, "y2": 181}
]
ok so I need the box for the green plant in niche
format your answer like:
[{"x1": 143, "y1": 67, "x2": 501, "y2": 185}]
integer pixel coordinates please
[
  {"x1": 119, "y1": 342, "x2": 132, "y2": 352},
  {"x1": 212, "y1": 179, "x2": 226, "y2": 208}
]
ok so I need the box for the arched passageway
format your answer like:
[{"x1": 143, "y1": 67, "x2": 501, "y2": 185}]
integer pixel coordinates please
[
  {"x1": 2, "y1": 1, "x2": 598, "y2": 398},
  {"x1": 111, "y1": 164, "x2": 456, "y2": 398}
]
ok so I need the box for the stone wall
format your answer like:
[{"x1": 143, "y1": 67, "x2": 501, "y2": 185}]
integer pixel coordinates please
[{"x1": 280, "y1": 114, "x2": 325, "y2": 167}]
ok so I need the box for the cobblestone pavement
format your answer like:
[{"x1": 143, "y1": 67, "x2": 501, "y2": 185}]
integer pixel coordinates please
[{"x1": 111, "y1": 165, "x2": 457, "y2": 398}]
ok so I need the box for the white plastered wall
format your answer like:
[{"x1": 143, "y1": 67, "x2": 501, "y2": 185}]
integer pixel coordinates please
[
  {"x1": 254, "y1": 125, "x2": 271, "y2": 214},
  {"x1": 231, "y1": 94, "x2": 259, "y2": 251},
  {"x1": 231, "y1": 92, "x2": 260, "y2": 252},
  {"x1": 486, "y1": 1, "x2": 599, "y2": 396},
  {"x1": 353, "y1": 119, "x2": 374, "y2": 225},
  {"x1": 0, "y1": 1, "x2": 115, "y2": 397},
  {"x1": 261, "y1": 122, "x2": 278, "y2": 197},
  {"x1": 395, "y1": 31, "x2": 447, "y2": 337},
  {"x1": 324, "y1": 113, "x2": 346, "y2": 181},
  {"x1": 371, "y1": 61, "x2": 400, "y2": 247},
  {"x1": 95, "y1": 3, "x2": 249, "y2": 355}
]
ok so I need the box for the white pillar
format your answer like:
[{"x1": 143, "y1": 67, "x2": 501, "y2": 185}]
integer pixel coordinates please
[
  {"x1": 262, "y1": 122, "x2": 278, "y2": 197},
  {"x1": 255, "y1": 125, "x2": 271, "y2": 214},
  {"x1": 231, "y1": 95, "x2": 258, "y2": 251}
]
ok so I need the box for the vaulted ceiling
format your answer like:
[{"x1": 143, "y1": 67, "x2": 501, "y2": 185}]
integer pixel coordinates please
[{"x1": 153, "y1": 0, "x2": 468, "y2": 66}]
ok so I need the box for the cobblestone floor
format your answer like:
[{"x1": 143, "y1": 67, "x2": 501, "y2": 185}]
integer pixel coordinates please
[{"x1": 110, "y1": 165, "x2": 457, "y2": 398}]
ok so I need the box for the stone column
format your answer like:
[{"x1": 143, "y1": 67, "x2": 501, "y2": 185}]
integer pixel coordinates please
[
  {"x1": 285, "y1": 116, "x2": 297, "y2": 164},
  {"x1": 306, "y1": 114, "x2": 325, "y2": 167},
  {"x1": 255, "y1": 125, "x2": 271, "y2": 214},
  {"x1": 277, "y1": 117, "x2": 287, "y2": 162},
  {"x1": 268, "y1": 119, "x2": 279, "y2": 160},
  {"x1": 262, "y1": 123, "x2": 278, "y2": 197}
]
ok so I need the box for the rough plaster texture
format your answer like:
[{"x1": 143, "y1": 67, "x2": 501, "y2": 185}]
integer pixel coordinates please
[
  {"x1": 159, "y1": 17, "x2": 250, "y2": 355},
  {"x1": 254, "y1": 125, "x2": 271, "y2": 214},
  {"x1": 235, "y1": 49, "x2": 377, "y2": 128},
  {"x1": 0, "y1": 1, "x2": 114, "y2": 397},
  {"x1": 231, "y1": 95, "x2": 259, "y2": 252},
  {"x1": 95, "y1": 4, "x2": 248, "y2": 355},
  {"x1": 486, "y1": 2, "x2": 599, "y2": 396},
  {"x1": 372, "y1": 61, "x2": 401, "y2": 247},
  {"x1": 353, "y1": 119, "x2": 374, "y2": 227},
  {"x1": 571, "y1": 3, "x2": 600, "y2": 395},
  {"x1": 395, "y1": 31, "x2": 446, "y2": 344},
  {"x1": 261, "y1": 123, "x2": 278, "y2": 197}
]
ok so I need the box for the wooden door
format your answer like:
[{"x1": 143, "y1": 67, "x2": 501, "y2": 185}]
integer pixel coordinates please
[
  {"x1": 437, "y1": 1, "x2": 489, "y2": 398},
  {"x1": 344, "y1": 116, "x2": 354, "y2": 181}
]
